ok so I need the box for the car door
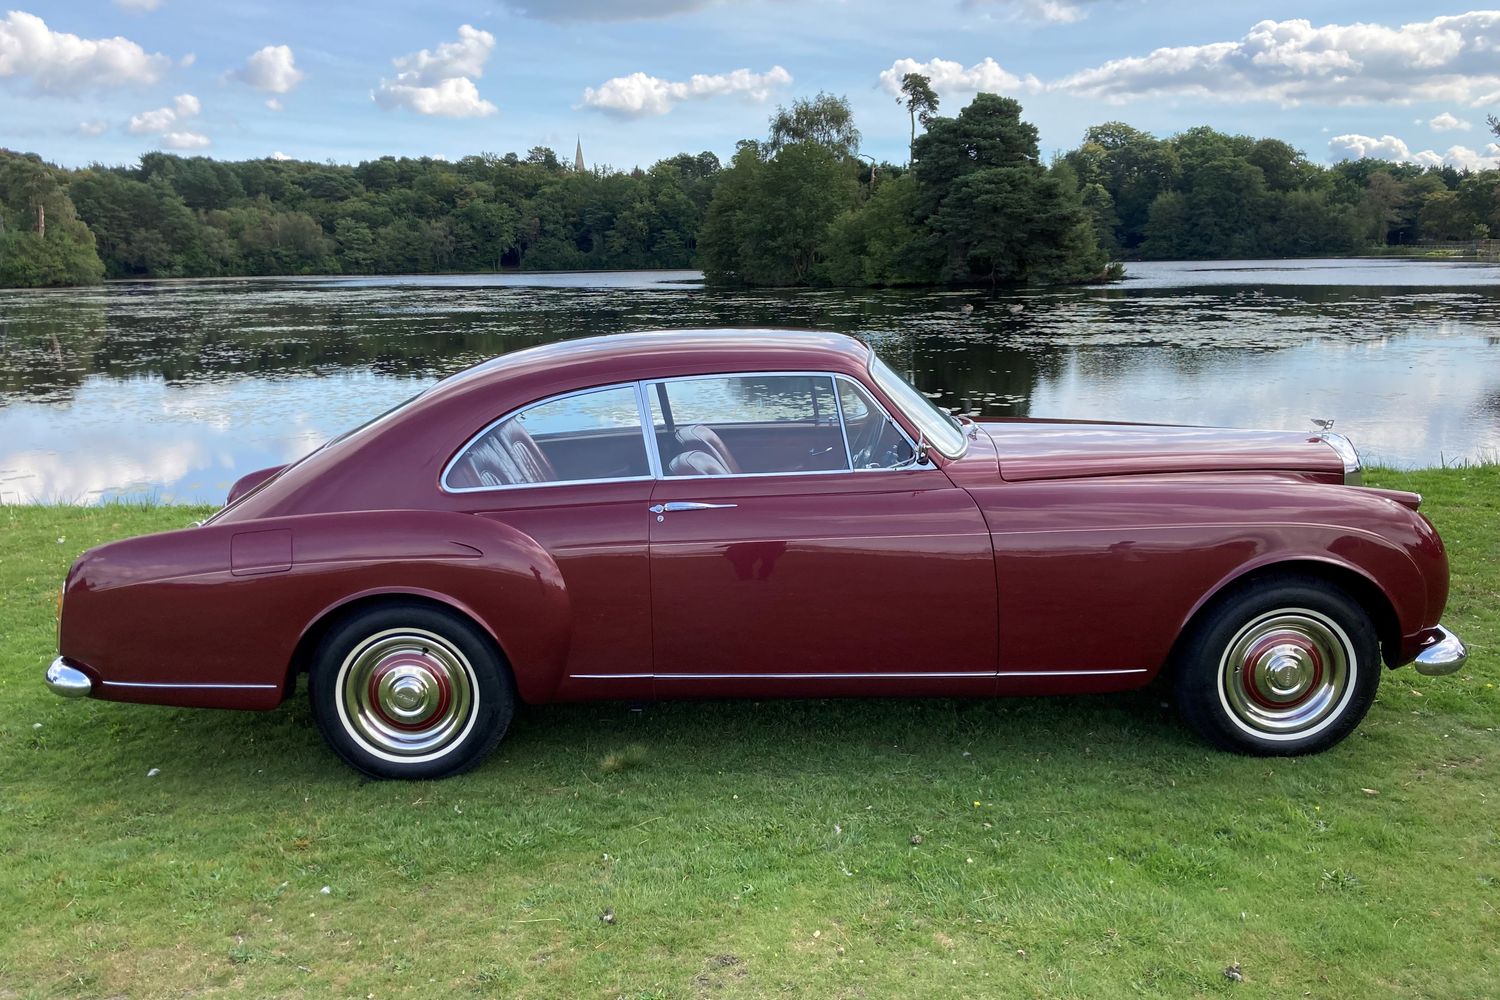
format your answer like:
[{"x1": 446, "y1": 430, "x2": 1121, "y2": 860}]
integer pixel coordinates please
[
  {"x1": 442, "y1": 382, "x2": 656, "y2": 700},
  {"x1": 645, "y1": 372, "x2": 998, "y2": 699}
]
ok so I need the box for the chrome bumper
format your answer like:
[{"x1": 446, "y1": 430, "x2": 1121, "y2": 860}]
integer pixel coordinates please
[
  {"x1": 45, "y1": 657, "x2": 92, "y2": 698},
  {"x1": 1413, "y1": 626, "x2": 1468, "y2": 677}
]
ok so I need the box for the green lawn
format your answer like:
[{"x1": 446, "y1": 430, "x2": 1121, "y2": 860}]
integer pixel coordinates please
[{"x1": 1, "y1": 469, "x2": 1496, "y2": 999}]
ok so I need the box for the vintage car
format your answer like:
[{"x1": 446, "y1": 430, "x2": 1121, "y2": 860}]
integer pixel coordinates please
[{"x1": 47, "y1": 329, "x2": 1467, "y2": 778}]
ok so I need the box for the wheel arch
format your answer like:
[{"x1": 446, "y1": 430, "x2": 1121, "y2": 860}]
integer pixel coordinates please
[
  {"x1": 284, "y1": 588, "x2": 521, "y2": 703},
  {"x1": 1168, "y1": 556, "x2": 1403, "y2": 675}
]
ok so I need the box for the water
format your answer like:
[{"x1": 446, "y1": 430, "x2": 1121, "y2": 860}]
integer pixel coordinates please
[{"x1": 2, "y1": 258, "x2": 1498, "y2": 504}]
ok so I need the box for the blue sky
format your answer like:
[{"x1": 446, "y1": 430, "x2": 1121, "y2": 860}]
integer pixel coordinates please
[{"x1": 5, "y1": 2, "x2": 1500, "y2": 172}]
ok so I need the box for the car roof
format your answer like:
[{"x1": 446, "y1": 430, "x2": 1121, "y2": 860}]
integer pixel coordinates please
[{"x1": 430, "y1": 328, "x2": 873, "y2": 400}]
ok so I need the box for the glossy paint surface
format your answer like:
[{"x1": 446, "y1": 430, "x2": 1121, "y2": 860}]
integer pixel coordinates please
[{"x1": 55, "y1": 330, "x2": 1451, "y2": 713}]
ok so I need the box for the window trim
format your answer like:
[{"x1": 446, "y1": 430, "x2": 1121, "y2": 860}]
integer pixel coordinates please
[
  {"x1": 440, "y1": 381, "x2": 657, "y2": 494},
  {"x1": 643, "y1": 370, "x2": 927, "y2": 481},
  {"x1": 440, "y1": 370, "x2": 935, "y2": 494}
]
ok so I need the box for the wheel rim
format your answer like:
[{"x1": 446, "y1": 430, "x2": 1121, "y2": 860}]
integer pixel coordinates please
[
  {"x1": 1218, "y1": 608, "x2": 1355, "y2": 739},
  {"x1": 335, "y1": 627, "x2": 478, "y2": 762}
]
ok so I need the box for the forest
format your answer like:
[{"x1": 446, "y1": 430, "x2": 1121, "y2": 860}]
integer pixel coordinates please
[{"x1": 2, "y1": 87, "x2": 1498, "y2": 289}]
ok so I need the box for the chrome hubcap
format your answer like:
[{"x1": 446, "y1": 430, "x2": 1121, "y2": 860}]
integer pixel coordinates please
[
  {"x1": 1219, "y1": 609, "x2": 1353, "y2": 737},
  {"x1": 337, "y1": 628, "x2": 477, "y2": 761}
]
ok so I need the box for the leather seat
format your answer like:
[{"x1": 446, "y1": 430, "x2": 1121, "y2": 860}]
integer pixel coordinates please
[
  {"x1": 459, "y1": 419, "x2": 557, "y2": 487},
  {"x1": 674, "y1": 425, "x2": 741, "y2": 474},
  {"x1": 668, "y1": 449, "x2": 731, "y2": 477}
]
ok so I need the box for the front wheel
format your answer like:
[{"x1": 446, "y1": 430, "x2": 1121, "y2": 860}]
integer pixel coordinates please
[
  {"x1": 1173, "y1": 575, "x2": 1382, "y2": 755},
  {"x1": 309, "y1": 602, "x2": 513, "y2": 779}
]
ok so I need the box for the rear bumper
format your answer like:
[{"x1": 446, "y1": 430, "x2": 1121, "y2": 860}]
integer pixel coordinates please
[
  {"x1": 1413, "y1": 626, "x2": 1468, "y2": 677},
  {"x1": 45, "y1": 657, "x2": 93, "y2": 698}
]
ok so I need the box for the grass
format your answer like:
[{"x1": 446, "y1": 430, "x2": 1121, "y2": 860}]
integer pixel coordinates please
[{"x1": 1, "y1": 468, "x2": 1496, "y2": 998}]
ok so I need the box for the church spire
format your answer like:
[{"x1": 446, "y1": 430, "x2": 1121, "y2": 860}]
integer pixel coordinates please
[{"x1": 574, "y1": 136, "x2": 585, "y2": 172}]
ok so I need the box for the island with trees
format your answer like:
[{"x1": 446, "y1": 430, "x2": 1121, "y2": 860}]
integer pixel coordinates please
[{"x1": 2, "y1": 84, "x2": 1498, "y2": 290}]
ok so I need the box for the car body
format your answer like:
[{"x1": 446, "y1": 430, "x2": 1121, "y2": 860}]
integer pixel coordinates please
[{"x1": 47, "y1": 329, "x2": 1468, "y2": 777}]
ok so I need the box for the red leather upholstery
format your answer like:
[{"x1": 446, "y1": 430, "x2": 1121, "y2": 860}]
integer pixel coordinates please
[
  {"x1": 667, "y1": 449, "x2": 731, "y2": 477},
  {"x1": 674, "y1": 424, "x2": 741, "y2": 474},
  {"x1": 455, "y1": 419, "x2": 557, "y2": 487}
]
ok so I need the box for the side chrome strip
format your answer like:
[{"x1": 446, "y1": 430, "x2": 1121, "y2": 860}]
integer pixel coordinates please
[
  {"x1": 569, "y1": 669, "x2": 1148, "y2": 681},
  {"x1": 101, "y1": 681, "x2": 280, "y2": 690},
  {"x1": 997, "y1": 669, "x2": 1148, "y2": 677},
  {"x1": 656, "y1": 671, "x2": 995, "y2": 680}
]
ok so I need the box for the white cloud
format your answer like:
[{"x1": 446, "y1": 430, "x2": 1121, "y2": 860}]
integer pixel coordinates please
[
  {"x1": 266, "y1": 97, "x2": 283, "y2": 112},
  {"x1": 270, "y1": 150, "x2": 292, "y2": 161},
  {"x1": 1428, "y1": 111, "x2": 1471, "y2": 131},
  {"x1": 0, "y1": 10, "x2": 169, "y2": 95},
  {"x1": 128, "y1": 93, "x2": 199, "y2": 134},
  {"x1": 113, "y1": 0, "x2": 162, "y2": 12},
  {"x1": 128, "y1": 93, "x2": 209, "y2": 149},
  {"x1": 1055, "y1": 11, "x2": 1500, "y2": 106},
  {"x1": 372, "y1": 25, "x2": 497, "y2": 117},
  {"x1": 582, "y1": 65, "x2": 792, "y2": 118},
  {"x1": 77, "y1": 119, "x2": 107, "y2": 136},
  {"x1": 878, "y1": 57, "x2": 1042, "y2": 98},
  {"x1": 963, "y1": 0, "x2": 1093, "y2": 25},
  {"x1": 160, "y1": 131, "x2": 210, "y2": 150},
  {"x1": 236, "y1": 44, "x2": 303, "y2": 94},
  {"x1": 1329, "y1": 132, "x2": 1500, "y2": 170}
]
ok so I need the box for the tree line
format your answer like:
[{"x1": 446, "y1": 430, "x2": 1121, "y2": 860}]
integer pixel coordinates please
[{"x1": 2, "y1": 93, "x2": 1499, "y2": 289}]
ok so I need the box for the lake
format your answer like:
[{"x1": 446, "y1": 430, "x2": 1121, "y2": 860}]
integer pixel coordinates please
[{"x1": 2, "y1": 257, "x2": 1498, "y2": 504}]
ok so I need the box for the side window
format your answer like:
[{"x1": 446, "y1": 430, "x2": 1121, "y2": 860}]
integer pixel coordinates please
[
  {"x1": 445, "y1": 384, "x2": 649, "y2": 490},
  {"x1": 649, "y1": 375, "x2": 848, "y2": 476},
  {"x1": 837, "y1": 379, "x2": 916, "y2": 470}
]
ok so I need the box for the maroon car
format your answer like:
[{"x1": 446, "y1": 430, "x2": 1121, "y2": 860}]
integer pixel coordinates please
[{"x1": 47, "y1": 329, "x2": 1467, "y2": 778}]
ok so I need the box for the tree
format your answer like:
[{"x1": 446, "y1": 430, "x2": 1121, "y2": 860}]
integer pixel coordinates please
[
  {"x1": 766, "y1": 93, "x2": 861, "y2": 159},
  {"x1": 897, "y1": 73, "x2": 939, "y2": 162},
  {"x1": 0, "y1": 152, "x2": 105, "y2": 286}
]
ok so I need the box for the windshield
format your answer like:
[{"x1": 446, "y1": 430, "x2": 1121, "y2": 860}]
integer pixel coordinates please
[{"x1": 868, "y1": 356, "x2": 968, "y2": 459}]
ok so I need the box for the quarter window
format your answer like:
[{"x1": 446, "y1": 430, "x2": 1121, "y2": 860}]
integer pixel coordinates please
[
  {"x1": 648, "y1": 375, "x2": 848, "y2": 476},
  {"x1": 445, "y1": 384, "x2": 650, "y2": 490},
  {"x1": 837, "y1": 379, "x2": 917, "y2": 470}
]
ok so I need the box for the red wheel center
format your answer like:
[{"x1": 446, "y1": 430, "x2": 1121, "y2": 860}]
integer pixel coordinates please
[
  {"x1": 366, "y1": 654, "x2": 452, "y2": 731},
  {"x1": 1241, "y1": 632, "x2": 1324, "y2": 709}
]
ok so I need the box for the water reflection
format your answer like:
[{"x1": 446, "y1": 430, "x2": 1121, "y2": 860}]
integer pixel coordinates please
[{"x1": 1, "y1": 260, "x2": 1498, "y2": 503}]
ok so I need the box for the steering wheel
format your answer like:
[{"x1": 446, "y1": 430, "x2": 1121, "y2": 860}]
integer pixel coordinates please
[{"x1": 848, "y1": 415, "x2": 883, "y2": 469}]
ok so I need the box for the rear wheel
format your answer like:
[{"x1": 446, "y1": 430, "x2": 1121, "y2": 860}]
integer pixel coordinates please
[
  {"x1": 1173, "y1": 575, "x2": 1381, "y2": 755},
  {"x1": 309, "y1": 602, "x2": 513, "y2": 779}
]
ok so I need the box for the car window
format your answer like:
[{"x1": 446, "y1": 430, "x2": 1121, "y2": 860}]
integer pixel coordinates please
[
  {"x1": 649, "y1": 374, "x2": 849, "y2": 477},
  {"x1": 445, "y1": 384, "x2": 650, "y2": 490},
  {"x1": 837, "y1": 379, "x2": 917, "y2": 470}
]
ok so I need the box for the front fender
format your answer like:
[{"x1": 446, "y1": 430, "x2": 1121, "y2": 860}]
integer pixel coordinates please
[{"x1": 60, "y1": 510, "x2": 570, "y2": 708}]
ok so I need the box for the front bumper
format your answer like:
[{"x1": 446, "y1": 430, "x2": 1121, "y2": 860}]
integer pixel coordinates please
[
  {"x1": 45, "y1": 657, "x2": 92, "y2": 698},
  {"x1": 1413, "y1": 626, "x2": 1468, "y2": 677}
]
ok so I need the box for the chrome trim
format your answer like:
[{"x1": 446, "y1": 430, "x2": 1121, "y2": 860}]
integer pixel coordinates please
[
  {"x1": 45, "y1": 658, "x2": 91, "y2": 698},
  {"x1": 643, "y1": 369, "x2": 933, "y2": 480},
  {"x1": 101, "y1": 681, "x2": 280, "y2": 689},
  {"x1": 635, "y1": 380, "x2": 665, "y2": 479},
  {"x1": 656, "y1": 671, "x2": 996, "y2": 680},
  {"x1": 868, "y1": 355, "x2": 968, "y2": 460},
  {"x1": 1320, "y1": 432, "x2": 1363, "y2": 486},
  {"x1": 831, "y1": 374, "x2": 923, "y2": 471},
  {"x1": 440, "y1": 381, "x2": 656, "y2": 494},
  {"x1": 570, "y1": 673, "x2": 654, "y2": 680},
  {"x1": 832, "y1": 374, "x2": 856, "y2": 470},
  {"x1": 1413, "y1": 625, "x2": 1467, "y2": 676},
  {"x1": 996, "y1": 668, "x2": 1149, "y2": 678},
  {"x1": 651, "y1": 501, "x2": 738, "y2": 513}
]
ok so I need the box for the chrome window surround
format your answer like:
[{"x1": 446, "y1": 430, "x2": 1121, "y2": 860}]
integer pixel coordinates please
[
  {"x1": 641, "y1": 371, "x2": 926, "y2": 480},
  {"x1": 868, "y1": 355, "x2": 968, "y2": 460},
  {"x1": 440, "y1": 371, "x2": 933, "y2": 494},
  {"x1": 440, "y1": 382, "x2": 656, "y2": 494}
]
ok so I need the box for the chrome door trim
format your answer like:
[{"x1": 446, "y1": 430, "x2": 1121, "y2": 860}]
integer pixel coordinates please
[
  {"x1": 101, "y1": 681, "x2": 281, "y2": 690},
  {"x1": 995, "y1": 668, "x2": 1149, "y2": 677}
]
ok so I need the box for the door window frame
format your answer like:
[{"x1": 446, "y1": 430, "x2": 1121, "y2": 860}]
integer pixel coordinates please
[{"x1": 440, "y1": 371, "x2": 933, "y2": 494}]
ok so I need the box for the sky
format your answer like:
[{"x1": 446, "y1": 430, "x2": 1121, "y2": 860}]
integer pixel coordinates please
[{"x1": 4, "y1": 2, "x2": 1500, "y2": 173}]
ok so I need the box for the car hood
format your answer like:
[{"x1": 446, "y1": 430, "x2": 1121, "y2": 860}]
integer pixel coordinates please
[{"x1": 978, "y1": 419, "x2": 1344, "y2": 483}]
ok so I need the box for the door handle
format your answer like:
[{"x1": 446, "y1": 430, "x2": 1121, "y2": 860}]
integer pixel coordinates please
[{"x1": 650, "y1": 501, "x2": 738, "y2": 520}]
